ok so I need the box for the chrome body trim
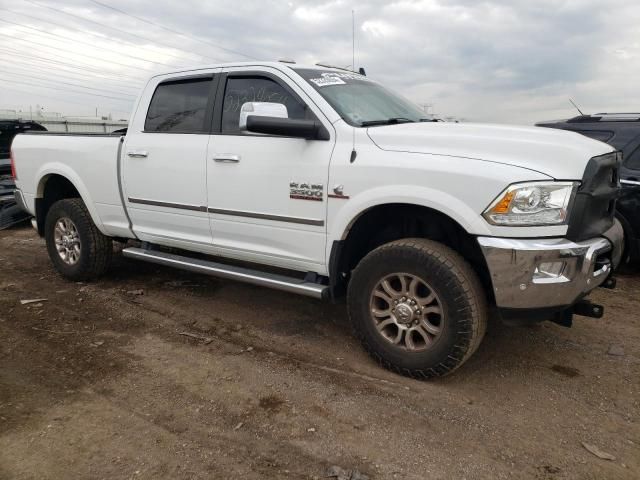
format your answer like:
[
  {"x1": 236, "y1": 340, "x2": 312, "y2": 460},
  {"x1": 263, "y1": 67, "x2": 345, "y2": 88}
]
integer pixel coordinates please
[
  {"x1": 620, "y1": 179, "x2": 640, "y2": 186},
  {"x1": 122, "y1": 247, "x2": 328, "y2": 299},
  {"x1": 127, "y1": 198, "x2": 325, "y2": 226},
  {"x1": 128, "y1": 197, "x2": 207, "y2": 212},
  {"x1": 207, "y1": 208, "x2": 325, "y2": 226},
  {"x1": 477, "y1": 219, "x2": 624, "y2": 310}
]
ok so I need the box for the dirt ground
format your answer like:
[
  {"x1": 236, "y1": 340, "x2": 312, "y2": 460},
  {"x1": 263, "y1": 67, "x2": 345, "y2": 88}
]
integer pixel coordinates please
[{"x1": 0, "y1": 226, "x2": 638, "y2": 480}]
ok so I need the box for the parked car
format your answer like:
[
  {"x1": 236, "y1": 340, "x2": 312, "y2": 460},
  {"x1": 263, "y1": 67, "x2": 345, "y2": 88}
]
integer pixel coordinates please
[
  {"x1": 0, "y1": 120, "x2": 46, "y2": 229},
  {"x1": 11, "y1": 62, "x2": 623, "y2": 378},
  {"x1": 537, "y1": 113, "x2": 640, "y2": 264}
]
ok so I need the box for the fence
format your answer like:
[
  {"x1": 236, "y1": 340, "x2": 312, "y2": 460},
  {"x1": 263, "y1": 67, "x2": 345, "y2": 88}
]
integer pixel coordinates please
[
  {"x1": 31, "y1": 119, "x2": 127, "y2": 133},
  {"x1": 0, "y1": 111, "x2": 128, "y2": 133}
]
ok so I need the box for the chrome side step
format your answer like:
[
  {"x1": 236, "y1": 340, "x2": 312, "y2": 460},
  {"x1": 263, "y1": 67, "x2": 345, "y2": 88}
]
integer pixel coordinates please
[{"x1": 122, "y1": 247, "x2": 329, "y2": 299}]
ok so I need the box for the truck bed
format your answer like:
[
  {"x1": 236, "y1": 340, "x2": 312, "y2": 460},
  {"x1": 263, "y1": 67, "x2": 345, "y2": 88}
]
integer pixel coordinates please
[{"x1": 12, "y1": 132, "x2": 133, "y2": 238}]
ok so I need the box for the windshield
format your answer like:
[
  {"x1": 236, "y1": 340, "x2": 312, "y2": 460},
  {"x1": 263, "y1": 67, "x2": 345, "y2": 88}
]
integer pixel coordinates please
[{"x1": 294, "y1": 68, "x2": 427, "y2": 127}]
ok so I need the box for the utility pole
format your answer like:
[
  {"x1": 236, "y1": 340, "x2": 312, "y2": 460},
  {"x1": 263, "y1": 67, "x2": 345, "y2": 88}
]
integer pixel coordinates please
[
  {"x1": 420, "y1": 103, "x2": 435, "y2": 119},
  {"x1": 420, "y1": 103, "x2": 433, "y2": 115}
]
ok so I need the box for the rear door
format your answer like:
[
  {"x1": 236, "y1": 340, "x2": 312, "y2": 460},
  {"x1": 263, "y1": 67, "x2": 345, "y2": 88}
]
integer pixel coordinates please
[{"x1": 123, "y1": 71, "x2": 220, "y2": 251}]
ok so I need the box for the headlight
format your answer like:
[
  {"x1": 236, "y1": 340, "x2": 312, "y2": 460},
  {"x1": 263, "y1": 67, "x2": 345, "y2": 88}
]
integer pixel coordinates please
[{"x1": 483, "y1": 181, "x2": 579, "y2": 226}]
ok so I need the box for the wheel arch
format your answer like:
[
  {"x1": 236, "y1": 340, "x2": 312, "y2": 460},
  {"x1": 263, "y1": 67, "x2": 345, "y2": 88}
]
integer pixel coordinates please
[
  {"x1": 328, "y1": 202, "x2": 492, "y2": 301},
  {"x1": 34, "y1": 168, "x2": 104, "y2": 237}
]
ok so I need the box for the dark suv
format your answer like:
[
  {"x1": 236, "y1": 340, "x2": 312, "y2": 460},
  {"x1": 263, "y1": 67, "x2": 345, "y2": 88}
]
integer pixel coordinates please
[
  {"x1": 0, "y1": 120, "x2": 47, "y2": 228},
  {"x1": 537, "y1": 113, "x2": 640, "y2": 264}
]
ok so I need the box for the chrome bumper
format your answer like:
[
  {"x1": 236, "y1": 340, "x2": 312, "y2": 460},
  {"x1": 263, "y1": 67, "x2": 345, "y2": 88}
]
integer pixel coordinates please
[
  {"x1": 13, "y1": 188, "x2": 28, "y2": 213},
  {"x1": 478, "y1": 220, "x2": 623, "y2": 310}
]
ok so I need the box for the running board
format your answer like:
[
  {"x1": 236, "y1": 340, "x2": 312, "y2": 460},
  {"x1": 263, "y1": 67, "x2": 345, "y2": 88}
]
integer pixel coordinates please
[{"x1": 122, "y1": 247, "x2": 329, "y2": 299}]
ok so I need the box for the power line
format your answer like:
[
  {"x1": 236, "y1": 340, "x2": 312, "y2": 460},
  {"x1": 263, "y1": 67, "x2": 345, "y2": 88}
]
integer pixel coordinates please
[
  {"x1": 0, "y1": 6, "x2": 199, "y2": 65},
  {"x1": 0, "y1": 45, "x2": 147, "y2": 82},
  {"x1": 1, "y1": 70, "x2": 136, "y2": 98},
  {"x1": 0, "y1": 41, "x2": 146, "y2": 80},
  {"x1": 0, "y1": 60, "x2": 141, "y2": 93},
  {"x1": 0, "y1": 46, "x2": 146, "y2": 85},
  {"x1": 0, "y1": 31, "x2": 163, "y2": 73},
  {"x1": 88, "y1": 0, "x2": 256, "y2": 60},
  {"x1": 0, "y1": 84, "x2": 132, "y2": 116},
  {"x1": 22, "y1": 0, "x2": 219, "y2": 64},
  {"x1": 0, "y1": 77, "x2": 134, "y2": 102},
  {"x1": 0, "y1": 59, "x2": 142, "y2": 92},
  {"x1": 0, "y1": 17, "x2": 184, "y2": 69}
]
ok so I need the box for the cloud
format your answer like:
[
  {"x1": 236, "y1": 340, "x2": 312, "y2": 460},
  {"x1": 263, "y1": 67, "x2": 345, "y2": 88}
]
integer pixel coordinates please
[
  {"x1": 0, "y1": 0, "x2": 638, "y2": 123},
  {"x1": 361, "y1": 19, "x2": 396, "y2": 38}
]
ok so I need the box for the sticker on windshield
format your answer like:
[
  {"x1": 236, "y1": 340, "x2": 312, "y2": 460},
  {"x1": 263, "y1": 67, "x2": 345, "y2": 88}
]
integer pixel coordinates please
[{"x1": 309, "y1": 74, "x2": 347, "y2": 87}]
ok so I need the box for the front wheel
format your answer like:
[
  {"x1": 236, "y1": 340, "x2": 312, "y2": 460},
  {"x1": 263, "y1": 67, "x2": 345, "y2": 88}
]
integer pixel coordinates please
[
  {"x1": 347, "y1": 238, "x2": 487, "y2": 379},
  {"x1": 45, "y1": 198, "x2": 113, "y2": 281}
]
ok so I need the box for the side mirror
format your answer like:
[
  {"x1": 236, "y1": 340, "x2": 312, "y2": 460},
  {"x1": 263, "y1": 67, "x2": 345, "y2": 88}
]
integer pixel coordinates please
[
  {"x1": 246, "y1": 116, "x2": 330, "y2": 140},
  {"x1": 239, "y1": 102, "x2": 288, "y2": 130}
]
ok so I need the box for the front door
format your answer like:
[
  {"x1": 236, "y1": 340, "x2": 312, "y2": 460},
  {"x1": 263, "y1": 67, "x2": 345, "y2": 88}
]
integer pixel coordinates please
[
  {"x1": 206, "y1": 67, "x2": 335, "y2": 272},
  {"x1": 123, "y1": 72, "x2": 218, "y2": 251}
]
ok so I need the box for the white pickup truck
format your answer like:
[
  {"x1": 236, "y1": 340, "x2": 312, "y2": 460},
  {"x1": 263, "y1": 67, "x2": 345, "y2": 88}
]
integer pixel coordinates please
[{"x1": 12, "y1": 62, "x2": 623, "y2": 378}]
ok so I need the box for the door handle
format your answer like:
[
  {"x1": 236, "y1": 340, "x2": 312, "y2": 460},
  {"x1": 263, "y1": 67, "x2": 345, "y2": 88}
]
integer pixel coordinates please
[
  {"x1": 212, "y1": 154, "x2": 240, "y2": 163},
  {"x1": 127, "y1": 150, "x2": 148, "y2": 158}
]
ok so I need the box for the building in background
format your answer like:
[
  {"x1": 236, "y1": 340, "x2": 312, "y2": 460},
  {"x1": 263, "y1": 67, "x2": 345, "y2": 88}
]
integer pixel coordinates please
[{"x1": 0, "y1": 108, "x2": 128, "y2": 133}]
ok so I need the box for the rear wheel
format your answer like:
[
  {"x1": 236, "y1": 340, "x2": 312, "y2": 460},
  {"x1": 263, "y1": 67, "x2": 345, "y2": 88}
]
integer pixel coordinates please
[
  {"x1": 347, "y1": 238, "x2": 487, "y2": 379},
  {"x1": 45, "y1": 198, "x2": 112, "y2": 280}
]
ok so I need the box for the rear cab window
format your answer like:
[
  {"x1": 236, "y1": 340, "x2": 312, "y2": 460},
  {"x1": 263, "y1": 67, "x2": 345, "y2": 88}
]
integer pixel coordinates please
[{"x1": 145, "y1": 77, "x2": 214, "y2": 133}]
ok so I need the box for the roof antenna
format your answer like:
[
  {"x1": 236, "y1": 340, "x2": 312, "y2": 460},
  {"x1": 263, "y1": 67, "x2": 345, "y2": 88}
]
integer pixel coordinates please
[
  {"x1": 350, "y1": 9, "x2": 357, "y2": 164},
  {"x1": 569, "y1": 98, "x2": 585, "y2": 116}
]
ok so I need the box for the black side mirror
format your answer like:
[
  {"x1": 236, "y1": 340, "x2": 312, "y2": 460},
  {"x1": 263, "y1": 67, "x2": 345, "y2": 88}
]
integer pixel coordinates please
[{"x1": 246, "y1": 116, "x2": 329, "y2": 140}]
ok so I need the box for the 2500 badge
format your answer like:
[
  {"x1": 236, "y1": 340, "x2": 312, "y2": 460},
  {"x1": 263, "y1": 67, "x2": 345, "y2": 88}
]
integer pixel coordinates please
[{"x1": 290, "y1": 182, "x2": 323, "y2": 201}]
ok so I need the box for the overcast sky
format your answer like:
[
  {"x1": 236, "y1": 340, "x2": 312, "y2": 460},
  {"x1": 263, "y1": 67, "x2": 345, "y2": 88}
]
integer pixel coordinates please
[{"x1": 0, "y1": 0, "x2": 638, "y2": 123}]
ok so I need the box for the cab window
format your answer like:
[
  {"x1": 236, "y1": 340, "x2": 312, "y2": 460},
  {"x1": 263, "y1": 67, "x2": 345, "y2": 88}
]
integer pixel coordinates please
[
  {"x1": 221, "y1": 76, "x2": 311, "y2": 134},
  {"x1": 145, "y1": 77, "x2": 213, "y2": 133}
]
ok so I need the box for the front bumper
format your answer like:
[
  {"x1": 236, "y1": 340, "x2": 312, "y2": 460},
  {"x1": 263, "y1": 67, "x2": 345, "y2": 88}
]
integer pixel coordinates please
[{"x1": 478, "y1": 220, "x2": 623, "y2": 320}]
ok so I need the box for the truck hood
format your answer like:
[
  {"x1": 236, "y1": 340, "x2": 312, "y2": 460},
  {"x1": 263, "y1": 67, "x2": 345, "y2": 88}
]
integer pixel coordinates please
[{"x1": 366, "y1": 122, "x2": 614, "y2": 179}]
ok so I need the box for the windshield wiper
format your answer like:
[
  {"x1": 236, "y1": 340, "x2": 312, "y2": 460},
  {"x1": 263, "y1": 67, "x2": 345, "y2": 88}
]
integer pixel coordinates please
[{"x1": 360, "y1": 117, "x2": 415, "y2": 127}]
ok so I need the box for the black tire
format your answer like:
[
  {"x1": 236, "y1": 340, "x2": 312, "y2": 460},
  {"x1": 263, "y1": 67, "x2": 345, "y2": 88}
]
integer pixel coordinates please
[
  {"x1": 616, "y1": 214, "x2": 639, "y2": 269},
  {"x1": 347, "y1": 238, "x2": 487, "y2": 379},
  {"x1": 44, "y1": 198, "x2": 112, "y2": 281}
]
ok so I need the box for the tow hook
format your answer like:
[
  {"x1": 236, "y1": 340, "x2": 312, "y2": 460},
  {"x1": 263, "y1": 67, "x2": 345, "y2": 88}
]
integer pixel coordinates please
[
  {"x1": 551, "y1": 300, "x2": 605, "y2": 328},
  {"x1": 600, "y1": 277, "x2": 617, "y2": 289},
  {"x1": 573, "y1": 300, "x2": 604, "y2": 319}
]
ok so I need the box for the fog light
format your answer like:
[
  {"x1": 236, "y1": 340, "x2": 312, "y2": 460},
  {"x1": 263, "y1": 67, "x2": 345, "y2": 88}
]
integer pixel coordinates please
[{"x1": 533, "y1": 261, "x2": 567, "y2": 282}]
